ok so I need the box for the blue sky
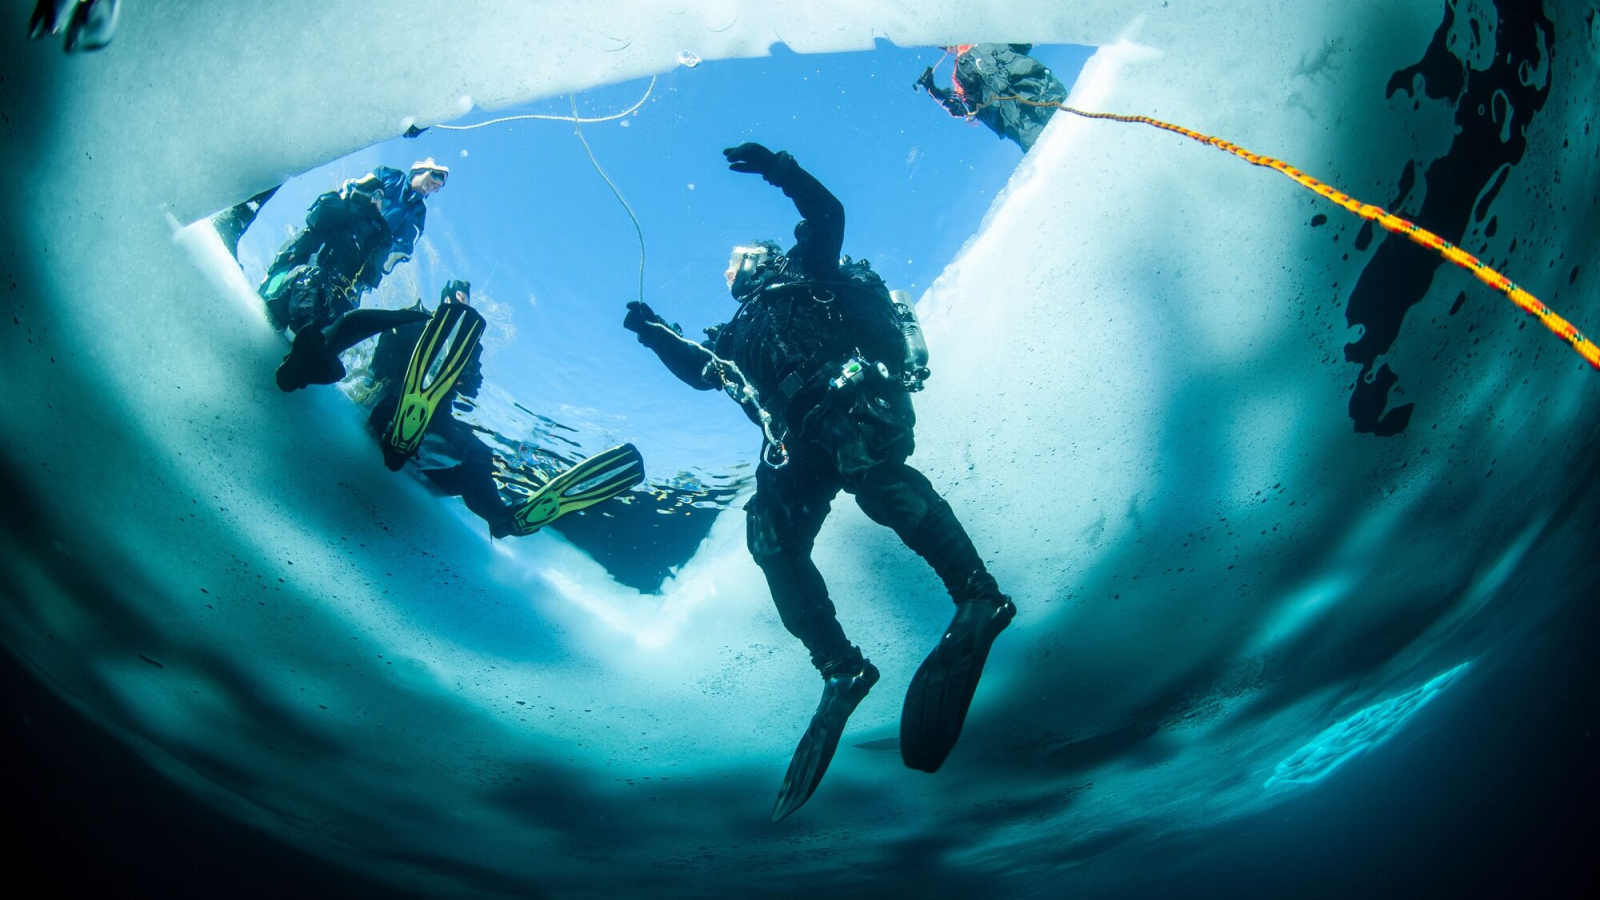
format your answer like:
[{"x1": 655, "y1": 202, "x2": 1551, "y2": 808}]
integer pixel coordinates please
[{"x1": 236, "y1": 41, "x2": 1092, "y2": 479}]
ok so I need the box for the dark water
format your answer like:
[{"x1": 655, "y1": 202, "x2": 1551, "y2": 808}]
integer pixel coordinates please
[{"x1": 4, "y1": 572, "x2": 1595, "y2": 898}]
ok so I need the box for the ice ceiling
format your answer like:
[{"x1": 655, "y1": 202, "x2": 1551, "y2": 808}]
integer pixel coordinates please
[{"x1": 2, "y1": 1, "x2": 1598, "y2": 897}]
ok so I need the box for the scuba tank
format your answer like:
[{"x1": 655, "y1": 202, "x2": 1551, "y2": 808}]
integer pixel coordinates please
[
  {"x1": 888, "y1": 289, "x2": 931, "y2": 391},
  {"x1": 830, "y1": 259, "x2": 931, "y2": 392}
]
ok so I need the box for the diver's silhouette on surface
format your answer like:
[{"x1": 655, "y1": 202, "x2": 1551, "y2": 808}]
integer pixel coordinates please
[
  {"x1": 916, "y1": 44, "x2": 1067, "y2": 151},
  {"x1": 624, "y1": 143, "x2": 1015, "y2": 820}
]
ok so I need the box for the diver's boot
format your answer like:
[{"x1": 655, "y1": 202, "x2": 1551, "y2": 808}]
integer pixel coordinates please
[
  {"x1": 275, "y1": 326, "x2": 344, "y2": 392},
  {"x1": 771, "y1": 659, "x2": 880, "y2": 822},
  {"x1": 900, "y1": 597, "x2": 1016, "y2": 773}
]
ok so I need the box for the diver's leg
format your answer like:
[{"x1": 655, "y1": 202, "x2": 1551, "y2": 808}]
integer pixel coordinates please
[
  {"x1": 755, "y1": 450, "x2": 883, "y2": 822},
  {"x1": 366, "y1": 392, "x2": 399, "y2": 442},
  {"x1": 459, "y1": 465, "x2": 517, "y2": 538},
  {"x1": 816, "y1": 396, "x2": 1000, "y2": 602},
  {"x1": 421, "y1": 418, "x2": 516, "y2": 535},
  {"x1": 849, "y1": 458, "x2": 1013, "y2": 773},
  {"x1": 422, "y1": 462, "x2": 515, "y2": 535},
  {"x1": 746, "y1": 457, "x2": 860, "y2": 675},
  {"x1": 276, "y1": 266, "x2": 405, "y2": 391},
  {"x1": 322, "y1": 307, "x2": 430, "y2": 355},
  {"x1": 851, "y1": 462, "x2": 1003, "y2": 605},
  {"x1": 276, "y1": 324, "x2": 346, "y2": 391}
]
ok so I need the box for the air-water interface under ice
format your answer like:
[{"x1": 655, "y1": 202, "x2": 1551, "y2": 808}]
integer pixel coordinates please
[{"x1": 2, "y1": 1, "x2": 1598, "y2": 897}]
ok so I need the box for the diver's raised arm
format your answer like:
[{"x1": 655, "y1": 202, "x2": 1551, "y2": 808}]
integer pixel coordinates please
[{"x1": 722, "y1": 143, "x2": 844, "y2": 270}]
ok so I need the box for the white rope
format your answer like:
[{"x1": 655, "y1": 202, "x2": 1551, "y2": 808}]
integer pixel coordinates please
[
  {"x1": 568, "y1": 94, "x2": 646, "y2": 303},
  {"x1": 430, "y1": 76, "x2": 656, "y2": 131}
]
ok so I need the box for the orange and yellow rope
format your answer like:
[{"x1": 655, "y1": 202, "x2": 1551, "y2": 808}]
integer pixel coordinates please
[{"x1": 984, "y1": 95, "x2": 1600, "y2": 370}]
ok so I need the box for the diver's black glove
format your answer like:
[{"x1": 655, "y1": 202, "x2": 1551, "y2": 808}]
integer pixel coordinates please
[
  {"x1": 623, "y1": 300, "x2": 663, "y2": 335},
  {"x1": 723, "y1": 143, "x2": 782, "y2": 176},
  {"x1": 914, "y1": 66, "x2": 934, "y2": 92}
]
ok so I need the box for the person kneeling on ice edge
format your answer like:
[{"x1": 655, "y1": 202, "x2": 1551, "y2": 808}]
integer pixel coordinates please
[
  {"x1": 624, "y1": 142, "x2": 1015, "y2": 821},
  {"x1": 915, "y1": 43, "x2": 1067, "y2": 152}
]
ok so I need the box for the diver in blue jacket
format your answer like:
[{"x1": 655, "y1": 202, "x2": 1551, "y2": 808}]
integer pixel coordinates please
[{"x1": 259, "y1": 158, "x2": 447, "y2": 334}]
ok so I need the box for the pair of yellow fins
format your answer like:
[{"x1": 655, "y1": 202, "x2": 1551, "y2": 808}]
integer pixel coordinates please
[{"x1": 380, "y1": 303, "x2": 644, "y2": 537}]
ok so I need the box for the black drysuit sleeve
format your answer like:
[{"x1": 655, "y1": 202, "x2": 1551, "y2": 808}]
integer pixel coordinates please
[
  {"x1": 761, "y1": 152, "x2": 845, "y2": 279},
  {"x1": 636, "y1": 320, "x2": 721, "y2": 391}
]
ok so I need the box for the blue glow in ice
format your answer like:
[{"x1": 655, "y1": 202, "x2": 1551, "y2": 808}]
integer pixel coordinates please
[{"x1": 1265, "y1": 662, "x2": 1473, "y2": 789}]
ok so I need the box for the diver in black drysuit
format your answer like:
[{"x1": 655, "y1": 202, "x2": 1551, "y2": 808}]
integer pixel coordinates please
[
  {"x1": 916, "y1": 43, "x2": 1067, "y2": 152},
  {"x1": 363, "y1": 280, "x2": 517, "y2": 537},
  {"x1": 625, "y1": 143, "x2": 1016, "y2": 818}
]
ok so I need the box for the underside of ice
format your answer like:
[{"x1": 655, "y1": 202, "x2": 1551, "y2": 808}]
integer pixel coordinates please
[
  {"x1": 1266, "y1": 661, "x2": 1473, "y2": 788},
  {"x1": 2, "y1": 1, "x2": 1597, "y2": 896}
]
